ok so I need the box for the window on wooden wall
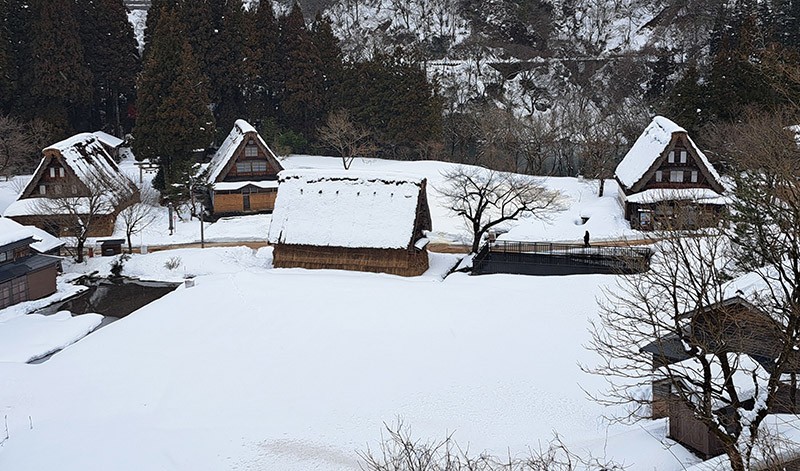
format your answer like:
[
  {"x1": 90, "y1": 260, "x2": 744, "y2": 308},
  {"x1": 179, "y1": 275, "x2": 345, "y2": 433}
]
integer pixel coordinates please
[
  {"x1": 0, "y1": 251, "x2": 8, "y2": 263},
  {"x1": 655, "y1": 170, "x2": 663, "y2": 182},
  {"x1": 244, "y1": 139, "x2": 258, "y2": 157},
  {"x1": 49, "y1": 167, "x2": 55, "y2": 178},
  {"x1": 670, "y1": 170, "x2": 684, "y2": 183},
  {"x1": 251, "y1": 161, "x2": 267, "y2": 172},
  {"x1": 59, "y1": 167, "x2": 65, "y2": 178},
  {"x1": 11, "y1": 276, "x2": 27, "y2": 303},
  {"x1": 0, "y1": 281, "x2": 11, "y2": 309},
  {"x1": 691, "y1": 171, "x2": 698, "y2": 183},
  {"x1": 236, "y1": 161, "x2": 267, "y2": 174},
  {"x1": 668, "y1": 150, "x2": 675, "y2": 163},
  {"x1": 39, "y1": 185, "x2": 46, "y2": 195},
  {"x1": 680, "y1": 150, "x2": 687, "y2": 163}
]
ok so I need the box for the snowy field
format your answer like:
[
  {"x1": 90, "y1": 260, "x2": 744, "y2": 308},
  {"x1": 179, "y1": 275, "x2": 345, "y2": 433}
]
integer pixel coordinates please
[{"x1": 0, "y1": 246, "x2": 700, "y2": 470}]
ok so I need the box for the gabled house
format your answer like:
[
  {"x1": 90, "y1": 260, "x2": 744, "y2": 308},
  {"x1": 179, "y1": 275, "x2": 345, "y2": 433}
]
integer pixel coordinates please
[
  {"x1": 614, "y1": 116, "x2": 726, "y2": 230},
  {"x1": 201, "y1": 120, "x2": 283, "y2": 216},
  {"x1": 641, "y1": 281, "x2": 800, "y2": 459},
  {"x1": 0, "y1": 217, "x2": 61, "y2": 310},
  {"x1": 3, "y1": 133, "x2": 139, "y2": 237},
  {"x1": 267, "y1": 170, "x2": 432, "y2": 277}
]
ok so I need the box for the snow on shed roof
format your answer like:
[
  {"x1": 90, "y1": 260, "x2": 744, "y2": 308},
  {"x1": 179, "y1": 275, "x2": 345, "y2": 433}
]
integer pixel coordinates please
[
  {"x1": 205, "y1": 119, "x2": 278, "y2": 183},
  {"x1": 92, "y1": 131, "x2": 124, "y2": 149},
  {"x1": 615, "y1": 116, "x2": 721, "y2": 190},
  {"x1": 0, "y1": 217, "x2": 34, "y2": 247},
  {"x1": 267, "y1": 169, "x2": 427, "y2": 249}
]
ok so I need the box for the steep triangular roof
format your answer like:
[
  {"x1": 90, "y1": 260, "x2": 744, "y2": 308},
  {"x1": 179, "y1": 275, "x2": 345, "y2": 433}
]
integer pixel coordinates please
[
  {"x1": 267, "y1": 169, "x2": 431, "y2": 250},
  {"x1": 19, "y1": 133, "x2": 138, "y2": 201},
  {"x1": 615, "y1": 116, "x2": 723, "y2": 193},
  {"x1": 204, "y1": 120, "x2": 282, "y2": 183}
]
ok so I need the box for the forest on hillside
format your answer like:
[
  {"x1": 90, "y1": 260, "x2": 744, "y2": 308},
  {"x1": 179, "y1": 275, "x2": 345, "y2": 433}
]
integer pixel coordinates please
[{"x1": 1, "y1": 0, "x2": 800, "y2": 192}]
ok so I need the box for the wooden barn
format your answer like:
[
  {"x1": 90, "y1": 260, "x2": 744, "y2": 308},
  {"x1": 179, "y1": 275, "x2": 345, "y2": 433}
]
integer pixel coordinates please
[
  {"x1": 0, "y1": 218, "x2": 61, "y2": 310},
  {"x1": 267, "y1": 170, "x2": 432, "y2": 277},
  {"x1": 641, "y1": 291, "x2": 800, "y2": 459},
  {"x1": 201, "y1": 120, "x2": 283, "y2": 216},
  {"x1": 614, "y1": 116, "x2": 726, "y2": 230},
  {"x1": 3, "y1": 133, "x2": 139, "y2": 237}
]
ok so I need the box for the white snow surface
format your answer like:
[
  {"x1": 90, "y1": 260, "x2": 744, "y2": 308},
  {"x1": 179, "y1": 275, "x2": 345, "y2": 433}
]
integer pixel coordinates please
[
  {"x1": 625, "y1": 188, "x2": 727, "y2": 205},
  {"x1": 0, "y1": 311, "x2": 102, "y2": 363},
  {"x1": 0, "y1": 216, "x2": 33, "y2": 247},
  {"x1": 0, "y1": 246, "x2": 700, "y2": 470},
  {"x1": 92, "y1": 131, "x2": 124, "y2": 149},
  {"x1": 615, "y1": 116, "x2": 721, "y2": 190},
  {"x1": 268, "y1": 169, "x2": 426, "y2": 249}
]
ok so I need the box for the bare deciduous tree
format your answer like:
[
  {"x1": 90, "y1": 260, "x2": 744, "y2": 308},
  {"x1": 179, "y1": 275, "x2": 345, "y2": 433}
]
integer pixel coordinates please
[
  {"x1": 318, "y1": 109, "x2": 377, "y2": 170},
  {"x1": 438, "y1": 167, "x2": 566, "y2": 252},
  {"x1": 0, "y1": 116, "x2": 56, "y2": 180},
  {"x1": 119, "y1": 186, "x2": 159, "y2": 254}
]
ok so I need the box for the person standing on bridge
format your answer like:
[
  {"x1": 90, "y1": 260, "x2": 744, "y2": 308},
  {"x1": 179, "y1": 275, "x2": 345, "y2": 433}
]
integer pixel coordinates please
[{"x1": 584, "y1": 230, "x2": 590, "y2": 248}]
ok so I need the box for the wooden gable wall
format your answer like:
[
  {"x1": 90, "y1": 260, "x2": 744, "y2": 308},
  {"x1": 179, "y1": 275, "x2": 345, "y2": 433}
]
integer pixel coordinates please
[
  {"x1": 21, "y1": 153, "x2": 90, "y2": 200},
  {"x1": 632, "y1": 133, "x2": 724, "y2": 194},
  {"x1": 217, "y1": 132, "x2": 282, "y2": 183}
]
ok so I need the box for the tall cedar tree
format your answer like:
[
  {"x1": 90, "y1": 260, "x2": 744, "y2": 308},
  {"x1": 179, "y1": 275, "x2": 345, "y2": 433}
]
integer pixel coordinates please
[
  {"x1": 249, "y1": 0, "x2": 281, "y2": 122},
  {"x1": 157, "y1": 39, "x2": 215, "y2": 187},
  {"x1": 311, "y1": 13, "x2": 344, "y2": 120},
  {"x1": 1, "y1": 0, "x2": 33, "y2": 117},
  {"x1": 178, "y1": 0, "x2": 221, "y2": 81},
  {"x1": 0, "y1": 0, "x2": 16, "y2": 113},
  {"x1": 135, "y1": 6, "x2": 183, "y2": 164},
  {"x1": 28, "y1": 0, "x2": 92, "y2": 133},
  {"x1": 78, "y1": 0, "x2": 140, "y2": 137},
  {"x1": 142, "y1": 0, "x2": 179, "y2": 61},
  {"x1": 279, "y1": 3, "x2": 324, "y2": 137},
  {"x1": 211, "y1": 0, "x2": 252, "y2": 134}
]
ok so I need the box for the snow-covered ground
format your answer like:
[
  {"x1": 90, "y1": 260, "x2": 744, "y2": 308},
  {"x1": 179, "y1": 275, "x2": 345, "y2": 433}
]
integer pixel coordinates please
[{"x1": 0, "y1": 245, "x2": 699, "y2": 470}]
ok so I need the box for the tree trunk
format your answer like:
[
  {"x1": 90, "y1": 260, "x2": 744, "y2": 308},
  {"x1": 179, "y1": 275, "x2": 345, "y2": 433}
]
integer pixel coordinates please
[
  {"x1": 127, "y1": 232, "x2": 133, "y2": 254},
  {"x1": 598, "y1": 177, "x2": 605, "y2": 197},
  {"x1": 76, "y1": 238, "x2": 85, "y2": 263},
  {"x1": 726, "y1": 445, "x2": 746, "y2": 471}
]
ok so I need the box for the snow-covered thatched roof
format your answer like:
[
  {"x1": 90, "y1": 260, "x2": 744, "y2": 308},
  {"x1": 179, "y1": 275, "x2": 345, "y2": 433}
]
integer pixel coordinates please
[
  {"x1": 0, "y1": 217, "x2": 63, "y2": 253},
  {"x1": 204, "y1": 119, "x2": 280, "y2": 183},
  {"x1": 624, "y1": 188, "x2": 726, "y2": 205},
  {"x1": 92, "y1": 131, "x2": 124, "y2": 149},
  {"x1": 267, "y1": 169, "x2": 429, "y2": 250},
  {"x1": 615, "y1": 116, "x2": 722, "y2": 191}
]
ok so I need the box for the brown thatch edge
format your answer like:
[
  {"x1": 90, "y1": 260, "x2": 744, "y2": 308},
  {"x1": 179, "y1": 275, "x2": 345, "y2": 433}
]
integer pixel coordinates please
[{"x1": 273, "y1": 244, "x2": 429, "y2": 277}]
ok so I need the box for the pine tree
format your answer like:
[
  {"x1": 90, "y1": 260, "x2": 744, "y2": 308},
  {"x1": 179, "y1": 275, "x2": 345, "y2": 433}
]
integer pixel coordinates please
[
  {"x1": 249, "y1": 0, "x2": 281, "y2": 122},
  {"x1": 1, "y1": 0, "x2": 32, "y2": 117},
  {"x1": 157, "y1": 39, "x2": 215, "y2": 188},
  {"x1": 279, "y1": 3, "x2": 324, "y2": 137},
  {"x1": 659, "y1": 65, "x2": 708, "y2": 136},
  {"x1": 0, "y1": 0, "x2": 16, "y2": 113},
  {"x1": 28, "y1": 0, "x2": 93, "y2": 133},
  {"x1": 211, "y1": 0, "x2": 250, "y2": 134},
  {"x1": 178, "y1": 0, "x2": 221, "y2": 78},
  {"x1": 143, "y1": 0, "x2": 179, "y2": 59},
  {"x1": 134, "y1": 7, "x2": 185, "y2": 168},
  {"x1": 311, "y1": 12, "x2": 343, "y2": 120},
  {"x1": 78, "y1": 0, "x2": 140, "y2": 136}
]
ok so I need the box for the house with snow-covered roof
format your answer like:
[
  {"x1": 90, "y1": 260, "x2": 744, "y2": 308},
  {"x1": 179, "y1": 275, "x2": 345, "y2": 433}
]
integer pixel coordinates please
[
  {"x1": 92, "y1": 131, "x2": 125, "y2": 159},
  {"x1": 3, "y1": 133, "x2": 139, "y2": 237},
  {"x1": 0, "y1": 217, "x2": 61, "y2": 310},
  {"x1": 267, "y1": 169, "x2": 432, "y2": 277},
  {"x1": 614, "y1": 116, "x2": 726, "y2": 230},
  {"x1": 200, "y1": 120, "x2": 283, "y2": 216}
]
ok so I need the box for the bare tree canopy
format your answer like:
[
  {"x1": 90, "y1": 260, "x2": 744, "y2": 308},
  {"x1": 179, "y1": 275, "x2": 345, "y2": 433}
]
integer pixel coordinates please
[
  {"x1": 119, "y1": 186, "x2": 159, "y2": 254},
  {"x1": 438, "y1": 166, "x2": 565, "y2": 252},
  {"x1": 589, "y1": 110, "x2": 800, "y2": 471},
  {"x1": 317, "y1": 109, "x2": 377, "y2": 170},
  {"x1": 0, "y1": 115, "x2": 56, "y2": 179}
]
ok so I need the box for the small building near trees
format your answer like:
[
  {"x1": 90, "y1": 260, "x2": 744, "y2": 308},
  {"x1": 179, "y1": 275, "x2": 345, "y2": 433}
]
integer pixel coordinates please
[
  {"x1": 3, "y1": 133, "x2": 139, "y2": 237},
  {"x1": 614, "y1": 116, "x2": 726, "y2": 230},
  {"x1": 200, "y1": 120, "x2": 283, "y2": 216},
  {"x1": 267, "y1": 170, "x2": 432, "y2": 277},
  {"x1": 0, "y1": 218, "x2": 61, "y2": 310}
]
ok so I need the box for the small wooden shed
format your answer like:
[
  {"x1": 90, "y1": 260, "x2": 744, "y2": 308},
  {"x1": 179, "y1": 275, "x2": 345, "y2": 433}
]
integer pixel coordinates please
[
  {"x1": 267, "y1": 170, "x2": 432, "y2": 277},
  {"x1": 0, "y1": 217, "x2": 61, "y2": 310},
  {"x1": 614, "y1": 116, "x2": 726, "y2": 230}
]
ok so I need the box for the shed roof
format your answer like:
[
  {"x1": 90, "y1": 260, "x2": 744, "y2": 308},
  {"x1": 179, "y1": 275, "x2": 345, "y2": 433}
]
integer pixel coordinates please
[
  {"x1": 0, "y1": 217, "x2": 64, "y2": 253},
  {"x1": 92, "y1": 131, "x2": 124, "y2": 149},
  {"x1": 267, "y1": 169, "x2": 428, "y2": 250},
  {"x1": 615, "y1": 116, "x2": 722, "y2": 190},
  {"x1": 204, "y1": 120, "x2": 280, "y2": 183}
]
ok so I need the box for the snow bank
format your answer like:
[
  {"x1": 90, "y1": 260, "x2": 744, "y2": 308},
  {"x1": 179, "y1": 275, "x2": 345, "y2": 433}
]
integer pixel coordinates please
[{"x1": 0, "y1": 311, "x2": 102, "y2": 363}]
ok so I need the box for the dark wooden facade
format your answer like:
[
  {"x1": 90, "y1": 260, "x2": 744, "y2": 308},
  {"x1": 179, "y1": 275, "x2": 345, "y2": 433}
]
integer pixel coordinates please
[
  {"x1": 0, "y1": 236, "x2": 60, "y2": 310},
  {"x1": 206, "y1": 121, "x2": 283, "y2": 217},
  {"x1": 616, "y1": 124, "x2": 726, "y2": 231}
]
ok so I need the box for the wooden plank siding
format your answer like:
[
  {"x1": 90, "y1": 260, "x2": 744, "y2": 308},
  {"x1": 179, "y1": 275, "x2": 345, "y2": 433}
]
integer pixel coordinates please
[{"x1": 212, "y1": 190, "x2": 278, "y2": 215}]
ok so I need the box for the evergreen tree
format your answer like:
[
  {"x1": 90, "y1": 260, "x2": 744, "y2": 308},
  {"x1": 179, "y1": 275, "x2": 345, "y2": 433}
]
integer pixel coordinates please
[
  {"x1": 134, "y1": 6, "x2": 188, "y2": 181},
  {"x1": 311, "y1": 12, "x2": 343, "y2": 120},
  {"x1": 78, "y1": 0, "x2": 140, "y2": 136},
  {"x1": 279, "y1": 3, "x2": 324, "y2": 137},
  {"x1": 0, "y1": 0, "x2": 16, "y2": 114},
  {"x1": 659, "y1": 65, "x2": 708, "y2": 135},
  {"x1": 143, "y1": 0, "x2": 179, "y2": 59},
  {"x1": 28, "y1": 0, "x2": 93, "y2": 133},
  {"x1": 1, "y1": 0, "x2": 32, "y2": 117},
  {"x1": 211, "y1": 0, "x2": 251, "y2": 134},
  {"x1": 179, "y1": 0, "x2": 222, "y2": 79},
  {"x1": 249, "y1": 0, "x2": 281, "y2": 122},
  {"x1": 156, "y1": 39, "x2": 215, "y2": 188}
]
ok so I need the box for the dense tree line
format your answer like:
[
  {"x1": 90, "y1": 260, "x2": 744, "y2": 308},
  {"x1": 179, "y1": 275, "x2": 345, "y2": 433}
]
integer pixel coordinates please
[
  {"x1": 0, "y1": 0, "x2": 139, "y2": 139},
  {"x1": 135, "y1": 0, "x2": 441, "y2": 190}
]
